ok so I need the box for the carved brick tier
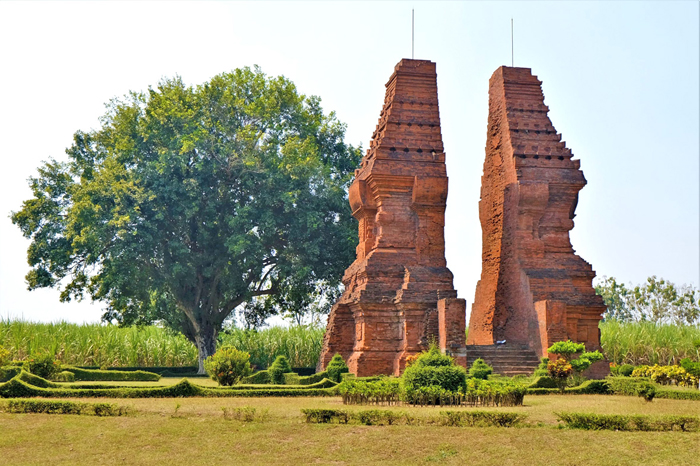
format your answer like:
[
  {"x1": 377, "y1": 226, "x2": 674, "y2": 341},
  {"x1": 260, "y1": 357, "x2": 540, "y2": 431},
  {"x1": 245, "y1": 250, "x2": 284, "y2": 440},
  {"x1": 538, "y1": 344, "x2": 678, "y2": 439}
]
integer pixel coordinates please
[
  {"x1": 319, "y1": 59, "x2": 466, "y2": 376},
  {"x1": 467, "y1": 67, "x2": 606, "y2": 376}
]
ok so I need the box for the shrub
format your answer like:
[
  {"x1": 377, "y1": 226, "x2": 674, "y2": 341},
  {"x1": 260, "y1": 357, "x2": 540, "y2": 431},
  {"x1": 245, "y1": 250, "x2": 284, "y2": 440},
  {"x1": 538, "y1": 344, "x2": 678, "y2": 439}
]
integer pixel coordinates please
[
  {"x1": 656, "y1": 389, "x2": 700, "y2": 401},
  {"x1": 402, "y1": 365, "x2": 467, "y2": 398},
  {"x1": 204, "y1": 347, "x2": 253, "y2": 386},
  {"x1": 338, "y1": 378, "x2": 402, "y2": 405},
  {"x1": 547, "y1": 358, "x2": 573, "y2": 392},
  {"x1": 439, "y1": 410, "x2": 526, "y2": 427},
  {"x1": 23, "y1": 353, "x2": 61, "y2": 380},
  {"x1": 0, "y1": 366, "x2": 21, "y2": 383},
  {"x1": 680, "y1": 358, "x2": 700, "y2": 378},
  {"x1": 548, "y1": 341, "x2": 585, "y2": 361},
  {"x1": 355, "y1": 409, "x2": 403, "y2": 426},
  {"x1": 569, "y1": 351, "x2": 605, "y2": 375},
  {"x1": 533, "y1": 357, "x2": 549, "y2": 377},
  {"x1": 301, "y1": 409, "x2": 349, "y2": 424},
  {"x1": 4, "y1": 398, "x2": 128, "y2": 416},
  {"x1": 268, "y1": 355, "x2": 293, "y2": 385},
  {"x1": 241, "y1": 370, "x2": 271, "y2": 384},
  {"x1": 462, "y1": 379, "x2": 527, "y2": 407},
  {"x1": 325, "y1": 354, "x2": 349, "y2": 383},
  {"x1": 556, "y1": 412, "x2": 700, "y2": 432},
  {"x1": 528, "y1": 376, "x2": 558, "y2": 389},
  {"x1": 401, "y1": 345, "x2": 467, "y2": 400},
  {"x1": 607, "y1": 376, "x2": 646, "y2": 396},
  {"x1": 408, "y1": 345, "x2": 454, "y2": 368},
  {"x1": 468, "y1": 358, "x2": 493, "y2": 380},
  {"x1": 636, "y1": 382, "x2": 656, "y2": 402},
  {"x1": 631, "y1": 364, "x2": 698, "y2": 388},
  {"x1": 619, "y1": 364, "x2": 635, "y2": 377}
]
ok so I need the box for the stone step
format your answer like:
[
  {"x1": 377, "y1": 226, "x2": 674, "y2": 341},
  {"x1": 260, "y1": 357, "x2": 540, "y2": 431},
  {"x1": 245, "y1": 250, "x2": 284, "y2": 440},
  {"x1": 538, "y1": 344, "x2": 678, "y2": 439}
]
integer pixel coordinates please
[
  {"x1": 467, "y1": 355, "x2": 540, "y2": 362},
  {"x1": 465, "y1": 345, "x2": 540, "y2": 376}
]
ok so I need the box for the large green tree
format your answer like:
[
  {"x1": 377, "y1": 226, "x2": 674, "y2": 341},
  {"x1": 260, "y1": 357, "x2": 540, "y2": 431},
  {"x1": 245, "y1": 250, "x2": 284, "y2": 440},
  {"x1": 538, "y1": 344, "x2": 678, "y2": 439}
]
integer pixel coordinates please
[{"x1": 12, "y1": 67, "x2": 360, "y2": 372}]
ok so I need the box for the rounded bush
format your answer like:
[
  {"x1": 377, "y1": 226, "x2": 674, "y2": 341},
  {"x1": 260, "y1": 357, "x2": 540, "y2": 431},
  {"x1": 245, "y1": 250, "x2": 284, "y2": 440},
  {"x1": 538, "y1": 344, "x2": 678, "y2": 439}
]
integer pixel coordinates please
[
  {"x1": 619, "y1": 364, "x2": 635, "y2": 377},
  {"x1": 268, "y1": 355, "x2": 293, "y2": 384},
  {"x1": 636, "y1": 382, "x2": 656, "y2": 402},
  {"x1": 401, "y1": 346, "x2": 467, "y2": 398},
  {"x1": 326, "y1": 354, "x2": 349, "y2": 383},
  {"x1": 23, "y1": 353, "x2": 61, "y2": 380},
  {"x1": 204, "y1": 347, "x2": 253, "y2": 386},
  {"x1": 468, "y1": 358, "x2": 493, "y2": 380}
]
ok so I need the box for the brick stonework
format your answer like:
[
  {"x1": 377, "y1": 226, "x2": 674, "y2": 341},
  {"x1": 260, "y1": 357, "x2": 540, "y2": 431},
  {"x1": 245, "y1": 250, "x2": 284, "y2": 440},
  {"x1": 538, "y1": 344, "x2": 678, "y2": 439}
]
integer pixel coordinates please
[
  {"x1": 467, "y1": 67, "x2": 607, "y2": 378},
  {"x1": 319, "y1": 59, "x2": 466, "y2": 376}
]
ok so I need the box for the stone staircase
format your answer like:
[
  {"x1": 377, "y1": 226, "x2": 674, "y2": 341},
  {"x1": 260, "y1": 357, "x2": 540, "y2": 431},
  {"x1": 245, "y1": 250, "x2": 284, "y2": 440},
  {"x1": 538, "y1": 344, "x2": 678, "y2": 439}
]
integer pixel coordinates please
[{"x1": 465, "y1": 345, "x2": 540, "y2": 376}]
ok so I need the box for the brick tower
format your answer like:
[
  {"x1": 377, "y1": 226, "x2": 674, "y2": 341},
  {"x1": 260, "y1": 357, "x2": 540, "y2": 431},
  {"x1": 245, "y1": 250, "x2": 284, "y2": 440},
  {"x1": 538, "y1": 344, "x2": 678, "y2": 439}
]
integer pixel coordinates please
[
  {"x1": 319, "y1": 59, "x2": 466, "y2": 376},
  {"x1": 467, "y1": 66, "x2": 606, "y2": 377}
]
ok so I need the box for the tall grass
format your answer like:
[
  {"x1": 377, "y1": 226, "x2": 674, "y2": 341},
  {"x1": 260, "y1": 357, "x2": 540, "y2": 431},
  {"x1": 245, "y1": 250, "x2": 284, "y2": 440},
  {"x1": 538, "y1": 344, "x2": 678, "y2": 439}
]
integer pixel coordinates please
[
  {"x1": 600, "y1": 320, "x2": 700, "y2": 365},
  {"x1": 3, "y1": 318, "x2": 699, "y2": 369},
  {"x1": 0, "y1": 319, "x2": 323, "y2": 368},
  {"x1": 219, "y1": 326, "x2": 324, "y2": 369},
  {"x1": 0, "y1": 319, "x2": 197, "y2": 367}
]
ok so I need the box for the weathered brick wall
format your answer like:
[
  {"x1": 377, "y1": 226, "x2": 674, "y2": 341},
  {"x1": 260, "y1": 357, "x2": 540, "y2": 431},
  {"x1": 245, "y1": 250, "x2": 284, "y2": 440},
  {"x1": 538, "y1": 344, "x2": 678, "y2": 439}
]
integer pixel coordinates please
[
  {"x1": 468, "y1": 67, "x2": 606, "y2": 374},
  {"x1": 319, "y1": 59, "x2": 465, "y2": 376}
]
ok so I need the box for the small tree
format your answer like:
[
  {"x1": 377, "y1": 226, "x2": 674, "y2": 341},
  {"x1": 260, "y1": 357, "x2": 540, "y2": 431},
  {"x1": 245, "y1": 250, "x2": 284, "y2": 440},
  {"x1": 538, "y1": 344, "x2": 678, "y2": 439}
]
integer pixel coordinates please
[
  {"x1": 268, "y1": 355, "x2": 293, "y2": 384},
  {"x1": 204, "y1": 347, "x2": 253, "y2": 386},
  {"x1": 547, "y1": 340, "x2": 604, "y2": 386},
  {"x1": 325, "y1": 353, "x2": 349, "y2": 383},
  {"x1": 547, "y1": 358, "x2": 573, "y2": 393}
]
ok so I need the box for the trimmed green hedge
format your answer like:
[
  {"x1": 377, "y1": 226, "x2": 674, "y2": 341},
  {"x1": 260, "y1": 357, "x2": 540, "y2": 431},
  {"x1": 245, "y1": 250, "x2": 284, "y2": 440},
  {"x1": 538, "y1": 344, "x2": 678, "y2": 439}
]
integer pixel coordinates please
[
  {"x1": 212, "y1": 378, "x2": 337, "y2": 391},
  {"x1": 301, "y1": 408, "x2": 526, "y2": 427},
  {"x1": 527, "y1": 378, "x2": 700, "y2": 400},
  {"x1": 0, "y1": 372, "x2": 337, "y2": 399},
  {"x1": 527, "y1": 380, "x2": 612, "y2": 395},
  {"x1": 556, "y1": 411, "x2": 700, "y2": 432},
  {"x1": 0, "y1": 366, "x2": 22, "y2": 383},
  {"x1": 284, "y1": 371, "x2": 329, "y2": 385},
  {"x1": 527, "y1": 376, "x2": 558, "y2": 389},
  {"x1": 2, "y1": 398, "x2": 128, "y2": 416},
  {"x1": 657, "y1": 389, "x2": 700, "y2": 401},
  {"x1": 63, "y1": 366, "x2": 160, "y2": 382},
  {"x1": 439, "y1": 410, "x2": 526, "y2": 427},
  {"x1": 241, "y1": 370, "x2": 271, "y2": 384}
]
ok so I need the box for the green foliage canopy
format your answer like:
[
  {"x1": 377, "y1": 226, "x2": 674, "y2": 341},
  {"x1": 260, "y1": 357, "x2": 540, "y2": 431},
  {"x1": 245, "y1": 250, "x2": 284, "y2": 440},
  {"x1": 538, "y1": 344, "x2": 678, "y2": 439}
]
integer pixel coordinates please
[
  {"x1": 204, "y1": 346, "x2": 253, "y2": 386},
  {"x1": 596, "y1": 276, "x2": 700, "y2": 325},
  {"x1": 11, "y1": 67, "x2": 361, "y2": 372}
]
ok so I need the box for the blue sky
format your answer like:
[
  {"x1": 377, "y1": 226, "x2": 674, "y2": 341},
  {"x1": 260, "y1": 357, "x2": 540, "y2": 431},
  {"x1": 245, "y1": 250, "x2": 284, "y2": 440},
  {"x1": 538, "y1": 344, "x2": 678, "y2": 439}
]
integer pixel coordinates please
[{"x1": 0, "y1": 1, "x2": 697, "y2": 324}]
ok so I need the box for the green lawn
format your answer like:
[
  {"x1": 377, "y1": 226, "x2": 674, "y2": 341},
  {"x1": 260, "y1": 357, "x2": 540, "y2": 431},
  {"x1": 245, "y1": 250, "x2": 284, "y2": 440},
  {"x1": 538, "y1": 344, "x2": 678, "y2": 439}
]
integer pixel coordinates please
[{"x1": 2, "y1": 394, "x2": 700, "y2": 465}]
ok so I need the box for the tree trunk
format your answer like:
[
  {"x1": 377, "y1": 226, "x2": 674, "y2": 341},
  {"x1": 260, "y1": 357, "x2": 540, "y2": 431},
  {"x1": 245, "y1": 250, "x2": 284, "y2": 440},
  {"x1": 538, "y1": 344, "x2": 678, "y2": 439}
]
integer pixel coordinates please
[{"x1": 195, "y1": 328, "x2": 218, "y2": 375}]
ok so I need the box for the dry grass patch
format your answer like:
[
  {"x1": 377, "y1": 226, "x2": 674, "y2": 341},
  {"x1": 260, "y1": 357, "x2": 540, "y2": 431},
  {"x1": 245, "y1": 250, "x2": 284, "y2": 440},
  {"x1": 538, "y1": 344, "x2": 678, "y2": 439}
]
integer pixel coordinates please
[{"x1": 1, "y1": 394, "x2": 700, "y2": 465}]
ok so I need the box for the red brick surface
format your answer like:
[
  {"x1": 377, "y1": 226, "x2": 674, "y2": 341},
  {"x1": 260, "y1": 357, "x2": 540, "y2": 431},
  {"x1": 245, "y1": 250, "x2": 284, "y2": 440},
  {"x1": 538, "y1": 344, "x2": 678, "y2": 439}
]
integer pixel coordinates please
[
  {"x1": 319, "y1": 59, "x2": 465, "y2": 376},
  {"x1": 467, "y1": 67, "x2": 607, "y2": 377}
]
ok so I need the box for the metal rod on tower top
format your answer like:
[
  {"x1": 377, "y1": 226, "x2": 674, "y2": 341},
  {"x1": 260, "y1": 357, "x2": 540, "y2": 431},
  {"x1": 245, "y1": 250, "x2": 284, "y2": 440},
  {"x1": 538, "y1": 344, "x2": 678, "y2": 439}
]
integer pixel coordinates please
[
  {"x1": 412, "y1": 9, "x2": 415, "y2": 59},
  {"x1": 511, "y1": 18, "x2": 514, "y2": 67}
]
